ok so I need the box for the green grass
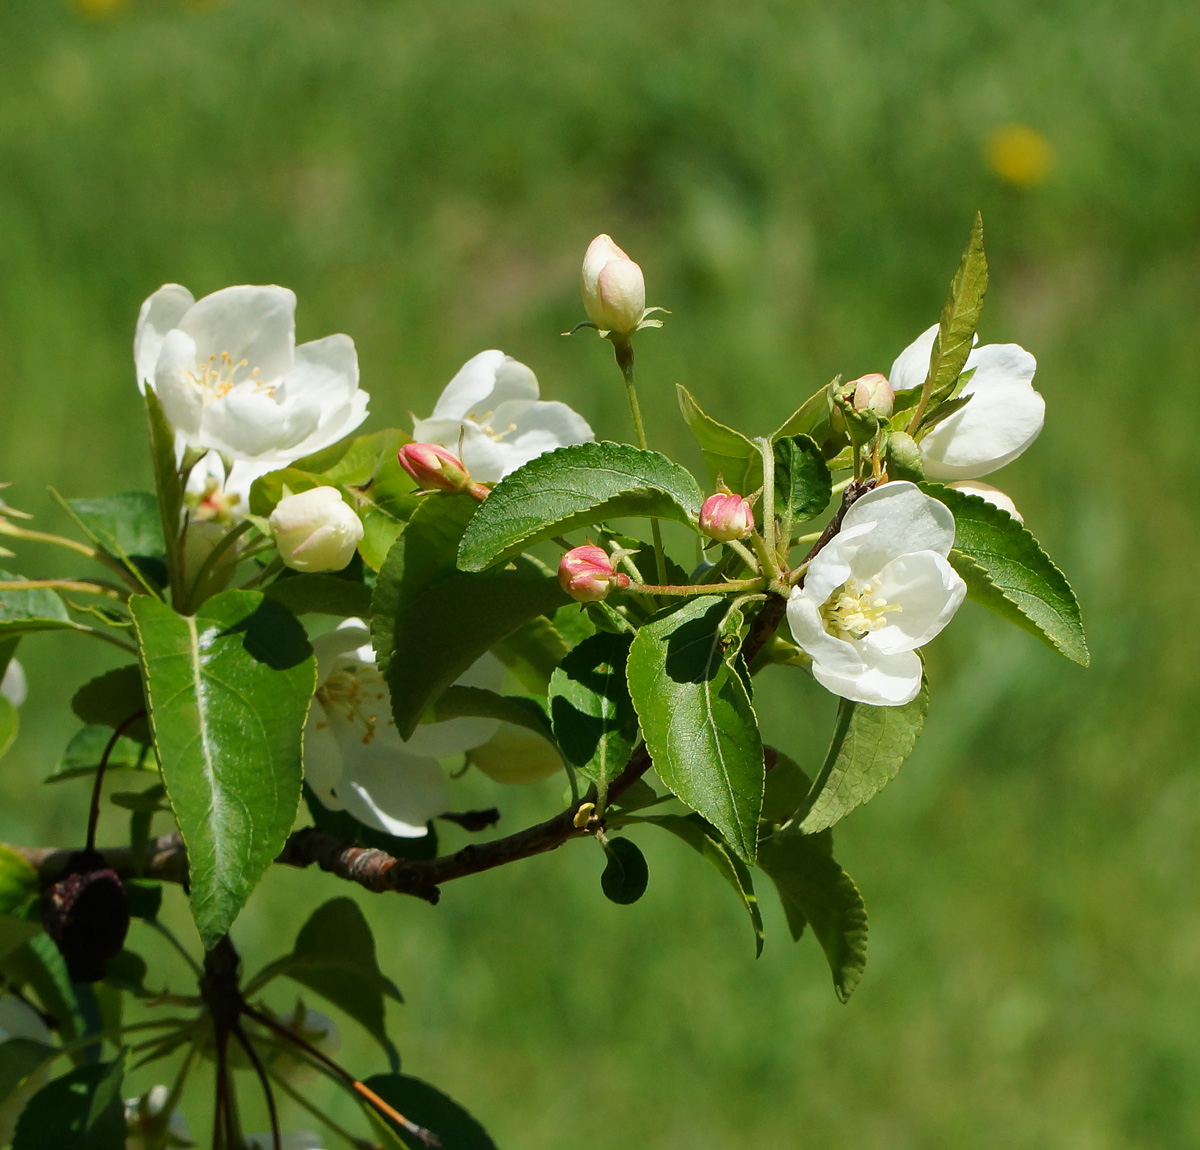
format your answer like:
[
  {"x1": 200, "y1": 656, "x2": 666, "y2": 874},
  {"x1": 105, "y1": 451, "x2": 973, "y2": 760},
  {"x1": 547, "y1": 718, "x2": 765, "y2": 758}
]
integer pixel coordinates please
[{"x1": 2, "y1": 0, "x2": 1198, "y2": 1145}]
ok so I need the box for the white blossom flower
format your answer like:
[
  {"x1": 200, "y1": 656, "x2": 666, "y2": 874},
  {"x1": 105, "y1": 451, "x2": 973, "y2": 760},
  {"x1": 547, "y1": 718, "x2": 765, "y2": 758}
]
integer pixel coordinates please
[
  {"x1": 889, "y1": 324, "x2": 1045, "y2": 480},
  {"x1": 0, "y1": 995, "x2": 53, "y2": 1145},
  {"x1": 947, "y1": 479, "x2": 1024, "y2": 523},
  {"x1": 786, "y1": 482, "x2": 966, "y2": 706},
  {"x1": 411, "y1": 351, "x2": 593, "y2": 484},
  {"x1": 1, "y1": 658, "x2": 26, "y2": 707},
  {"x1": 305, "y1": 621, "x2": 504, "y2": 837},
  {"x1": 134, "y1": 284, "x2": 369, "y2": 464},
  {"x1": 124, "y1": 1084, "x2": 194, "y2": 1149}
]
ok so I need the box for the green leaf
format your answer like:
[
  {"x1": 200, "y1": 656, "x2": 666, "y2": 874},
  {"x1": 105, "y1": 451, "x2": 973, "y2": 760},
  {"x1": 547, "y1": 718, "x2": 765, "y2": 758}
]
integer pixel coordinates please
[
  {"x1": 354, "y1": 455, "x2": 423, "y2": 572},
  {"x1": 923, "y1": 482, "x2": 1089, "y2": 666},
  {"x1": 47, "y1": 726, "x2": 155, "y2": 784},
  {"x1": 0, "y1": 935, "x2": 81, "y2": 1041},
  {"x1": 247, "y1": 898, "x2": 402, "y2": 1063},
  {"x1": 0, "y1": 845, "x2": 39, "y2": 920},
  {"x1": 13, "y1": 1055, "x2": 126, "y2": 1150},
  {"x1": 432, "y1": 687, "x2": 555, "y2": 744},
  {"x1": 123, "y1": 880, "x2": 162, "y2": 923},
  {"x1": 0, "y1": 1038, "x2": 55, "y2": 1112},
  {"x1": 773, "y1": 380, "x2": 837, "y2": 443},
  {"x1": 626, "y1": 597, "x2": 764, "y2": 862},
  {"x1": 634, "y1": 814, "x2": 764, "y2": 956},
  {"x1": 263, "y1": 573, "x2": 373, "y2": 618},
  {"x1": 293, "y1": 428, "x2": 408, "y2": 486},
  {"x1": 362, "y1": 1073, "x2": 498, "y2": 1150},
  {"x1": 457, "y1": 442, "x2": 702, "y2": 572},
  {"x1": 760, "y1": 751, "x2": 813, "y2": 828},
  {"x1": 548, "y1": 633, "x2": 637, "y2": 788},
  {"x1": 772, "y1": 435, "x2": 832, "y2": 531},
  {"x1": 0, "y1": 917, "x2": 42, "y2": 964},
  {"x1": 491, "y1": 615, "x2": 572, "y2": 692},
  {"x1": 71, "y1": 666, "x2": 150, "y2": 744},
  {"x1": 65, "y1": 493, "x2": 165, "y2": 562},
  {"x1": 918, "y1": 212, "x2": 988, "y2": 415},
  {"x1": 756, "y1": 831, "x2": 868, "y2": 1002},
  {"x1": 0, "y1": 694, "x2": 16, "y2": 761},
  {"x1": 131, "y1": 591, "x2": 315, "y2": 948},
  {"x1": 798, "y1": 685, "x2": 928, "y2": 835},
  {"x1": 102, "y1": 949, "x2": 150, "y2": 996},
  {"x1": 676, "y1": 384, "x2": 761, "y2": 494},
  {"x1": 600, "y1": 837, "x2": 649, "y2": 905},
  {"x1": 0, "y1": 572, "x2": 74, "y2": 639}
]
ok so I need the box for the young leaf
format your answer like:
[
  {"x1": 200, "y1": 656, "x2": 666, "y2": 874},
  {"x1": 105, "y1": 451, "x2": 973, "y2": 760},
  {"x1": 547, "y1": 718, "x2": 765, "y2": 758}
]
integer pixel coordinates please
[
  {"x1": 131, "y1": 591, "x2": 315, "y2": 949},
  {"x1": 600, "y1": 837, "x2": 649, "y2": 904},
  {"x1": 71, "y1": 666, "x2": 150, "y2": 744},
  {"x1": 633, "y1": 814, "x2": 765, "y2": 956},
  {"x1": 65, "y1": 492, "x2": 165, "y2": 563},
  {"x1": 675, "y1": 384, "x2": 762, "y2": 494},
  {"x1": 756, "y1": 830, "x2": 868, "y2": 1002},
  {"x1": 627, "y1": 597, "x2": 765, "y2": 863},
  {"x1": 772, "y1": 435, "x2": 832, "y2": 528},
  {"x1": 246, "y1": 897, "x2": 402, "y2": 1065},
  {"x1": 457, "y1": 441, "x2": 702, "y2": 572},
  {"x1": 432, "y1": 686, "x2": 556, "y2": 745},
  {"x1": 549, "y1": 632, "x2": 637, "y2": 788},
  {"x1": 922, "y1": 482, "x2": 1089, "y2": 666},
  {"x1": 798, "y1": 685, "x2": 928, "y2": 835},
  {"x1": 361, "y1": 1073, "x2": 499, "y2": 1150},
  {"x1": 773, "y1": 379, "x2": 837, "y2": 443},
  {"x1": 263, "y1": 572, "x2": 373, "y2": 618},
  {"x1": 12, "y1": 1055, "x2": 127, "y2": 1150}
]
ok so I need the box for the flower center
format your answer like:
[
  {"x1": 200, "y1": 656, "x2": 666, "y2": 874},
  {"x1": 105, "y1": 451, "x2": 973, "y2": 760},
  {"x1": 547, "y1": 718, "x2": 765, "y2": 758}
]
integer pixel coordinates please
[
  {"x1": 466, "y1": 411, "x2": 519, "y2": 442},
  {"x1": 821, "y1": 578, "x2": 901, "y2": 641},
  {"x1": 317, "y1": 667, "x2": 387, "y2": 745},
  {"x1": 187, "y1": 351, "x2": 273, "y2": 402}
]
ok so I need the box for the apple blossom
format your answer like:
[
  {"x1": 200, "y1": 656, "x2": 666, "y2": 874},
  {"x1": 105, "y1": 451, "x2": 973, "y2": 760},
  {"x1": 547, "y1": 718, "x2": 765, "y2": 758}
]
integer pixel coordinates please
[
  {"x1": 304, "y1": 622, "x2": 505, "y2": 837},
  {"x1": 581, "y1": 234, "x2": 648, "y2": 337},
  {"x1": 1, "y1": 657, "x2": 26, "y2": 707},
  {"x1": 411, "y1": 350, "x2": 593, "y2": 484},
  {"x1": 699, "y1": 492, "x2": 755, "y2": 542},
  {"x1": 889, "y1": 324, "x2": 1045, "y2": 480},
  {"x1": 558, "y1": 545, "x2": 631, "y2": 602},
  {"x1": 786, "y1": 482, "x2": 966, "y2": 706},
  {"x1": 269, "y1": 486, "x2": 364, "y2": 573},
  {"x1": 124, "y1": 1084, "x2": 195, "y2": 1150},
  {"x1": 947, "y1": 479, "x2": 1024, "y2": 522},
  {"x1": 134, "y1": 284, "x2": 369, "y2": 464}
]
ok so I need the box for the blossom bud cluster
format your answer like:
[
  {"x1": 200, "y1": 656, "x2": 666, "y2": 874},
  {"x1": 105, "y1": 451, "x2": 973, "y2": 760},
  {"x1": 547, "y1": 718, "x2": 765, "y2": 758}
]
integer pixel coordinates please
[{"x1": 558, "y1": 545, "x2": 631, "y2": 602}]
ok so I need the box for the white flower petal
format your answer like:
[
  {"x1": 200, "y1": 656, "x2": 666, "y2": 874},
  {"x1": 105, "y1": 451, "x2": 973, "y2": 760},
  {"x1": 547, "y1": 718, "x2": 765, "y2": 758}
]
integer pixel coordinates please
[
  {"x1": 488, "y1": 399, "x2": 594, "y2": 477},
  {"x1": 786, "y1": 593, "x2": 867, "y2": 679},
  {"x1": 303, "y1": 704, "x2": 346, "y2": 810},
  {"x1": 888, "y1": 324, "x2": 938, "y2": 393},
  {"x1": 1, "y1": 659, "x2": 27, "y2": 708},
  {"x1": 134, "y1": 283, "x2": 194, "y2": 390},
  {"x1": 154, "y1": 329, "x2": 206, "y2": 441},
  {"x1": 798, "y1": 523, "x2": 868, "y2": 608},
  {"x1": 812, "y1": 647, "x2": 924, "y2": 706},
  {"x1": 429, "y1": 350, "x2": 539, "y2": 421},
  {"x1": 177, "y1": 285, "x2": 296, "y2": 382},
  {"x1": 868, "y1": 551, "x2": 966, "y2": 653},
  {"x1": 839, "y1": 482, "x2": 957, "y2": 573},
  {"x1": 335, "y1": 745, "x2": 446, "y2": 838},
  {"x1": 947, "y1": 480, "x2": 1023, "y2": 522},
  {"x1": 200, "y1": 385, "x2": 322, "y2": 461},
  {"x1": 311, "y1": 626, "x2": 373, "y2": 685},
  {"x1": 402, "y1": 653, "x2": 505, "y2": 757}
]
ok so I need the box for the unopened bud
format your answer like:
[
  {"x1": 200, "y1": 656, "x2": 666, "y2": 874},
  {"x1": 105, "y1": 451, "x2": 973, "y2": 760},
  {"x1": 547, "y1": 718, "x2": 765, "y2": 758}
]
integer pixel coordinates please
[
  {"x1": 948, "y1": 480, "x2": 1024, "y2": 523},
  {"x1": 581, "y1": 235, "x2": 646, "y2": 338},
  {"x1": 884, "y1": 431, "x2": 925, "y2": 482},
  {"x1": 558, "y1": 545, "x2": 631, "y2": 602},
  {"x1": 270, "y1": 487, "x2": 363, "y2": 573},
  {"x1": 398, "y1": 442, "x2": 490, "y2": 501},
  {"x1": 699, "y1": 492, "x2": 755, "y2": 542},
  {"x1": 851, "y1": 373, "x2": 894, "y2": 418}
]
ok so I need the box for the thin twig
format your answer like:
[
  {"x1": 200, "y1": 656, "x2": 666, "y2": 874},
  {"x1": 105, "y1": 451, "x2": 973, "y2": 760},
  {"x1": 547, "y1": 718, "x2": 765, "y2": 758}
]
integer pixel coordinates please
[
  {"x1": 86, "y1": 710, "x2": 146, "y2": 853},
  {"x1": 233, "y1": 1019, "x2": 282, "y2": 1150}
]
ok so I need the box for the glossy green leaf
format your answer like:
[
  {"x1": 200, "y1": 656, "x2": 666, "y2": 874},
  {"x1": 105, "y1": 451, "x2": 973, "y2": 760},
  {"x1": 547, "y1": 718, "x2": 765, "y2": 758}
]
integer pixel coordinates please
[
  {"x1": 355, "y1": 455, "x2": 423, "y2": 572},
  {"x1": 600, "y1": 837, "x2": 649, "y2": 904},
  {"x1": 756, "y1": 830, "x2": 868, "y2": 1002},
  {"x1": 0, "y1": 572, "x2": 74, "y2": 638},
  {"x1": 65, "y1": 493, "x2": 164, "y2": 562},
  {"x1": 71, "y1": 666, "x2": 150, "y2": 744},
  {"x1": 47, "y1": 726, "x2": 155, "y2": 784},
  {"x1": 0, "y1": 695, "x2": 16, "y2": 761},
  {"x1": 924, "y1": 483, "x2": 1089, "y2": 665},
  {"x1": 264, "y1": 573, "x2": 373, "y2": 618},
  {"x1": 548, "y1": 632, "x2": 637, "y2": 788},
  {"x1": 13, "y1": 1055, "x2": 126, "y2": 1150},
  {"x1": 772, "y1": 434, "x2": 832, "y2": 530},
  {"x1": 798, "y1": 684, "x2": 928, "y2": 834},
  {"x1": 432, "y1": 687, "x2": 555, "y2": 743},
  {"x1": 131, "y1": 591, "x2": 315, "y2": 949},
  {"x1": 362, "y1": 1073, "x2": 498, "y2": 1150},
  {"x1": 676, "y1": 384, "x2": 761, "y2": 493},
  {"x1": 627, "y1": 597, "x2": 764, "y2": 862},
  {"x1": 457, "y1": 441, "x2": 702, "y2": 572},
  {"x1": 634, "y1": 814, "x2": 764, "y2": 955},
  {"x1": 247, "y1": 898, "x2": 401, "y2": 1063}
]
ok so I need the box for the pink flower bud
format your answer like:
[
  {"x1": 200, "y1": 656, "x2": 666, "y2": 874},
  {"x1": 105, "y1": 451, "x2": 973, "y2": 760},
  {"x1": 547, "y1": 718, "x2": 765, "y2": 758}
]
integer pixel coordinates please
[
  {"x1": 851, "y1": 373, "x2": 894, "y2": 418},
  {"x1": 699, "y1": 492, "x2": 755, "y2": 542},
  {"x1": 581, "y1": 234, "x2": 647, "y2": 337},
  {"x1": 557, "y1": 545, "x2": 631, "y2": 602},
  {"x1": 398, "y1": 442, "x2": 472, "y2": 492}
]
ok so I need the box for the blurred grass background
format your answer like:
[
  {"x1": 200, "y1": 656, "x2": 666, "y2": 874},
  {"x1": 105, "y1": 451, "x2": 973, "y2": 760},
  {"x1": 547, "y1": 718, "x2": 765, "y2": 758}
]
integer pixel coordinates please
[{"x1": 1, "y1": 0, "x2": 1197, "y2": 1145}]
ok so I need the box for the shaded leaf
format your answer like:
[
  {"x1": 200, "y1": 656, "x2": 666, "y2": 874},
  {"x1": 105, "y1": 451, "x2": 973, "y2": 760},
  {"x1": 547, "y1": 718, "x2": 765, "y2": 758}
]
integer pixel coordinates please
[
  {"x1": 772, "y1": 434, "x2": 832, "y2": 530},
  {"x1": 457, "y1": 442, "x2": 702, "y2": 572},
  {"x1": 131, "y1": 591, "x2": 315, "y2": 949},
  {"x1": 0, "y1": 935, "x2": 81, "y2": 1041},
  {"x1": 0, "y1": 572, "x2": 73, "y2": 639},
  {"x1": 66, "y1": 493, "x2": 164, "y2": 563},
  {"x1": 70, "y1": 666, "x2": 150, "y2": 744},
  {"x1": 432, "y1": 687, "x2": 555, "y2": 744},
  {"x1": 264, "y1": 573, "x2": 373, "y2": 618},
  {"x1": 600, "y1": 837, "x2": 649, "y2": 905},
  {"x1": 12, "y1": 1055, "x2": 126, "y2": 1150},
  {"x1": 362, "y1": 1073, "x2": 499, "y2": 1150},
  {"x1": 47, "y1": 726, "x2": 155, "y2": 785}
]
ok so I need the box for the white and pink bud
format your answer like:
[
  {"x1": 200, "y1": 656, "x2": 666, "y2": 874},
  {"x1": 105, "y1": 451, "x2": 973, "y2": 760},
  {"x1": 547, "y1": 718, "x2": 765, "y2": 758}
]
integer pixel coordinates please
[
  {"x1": 269, "y1": 487, "x2": 363, "y2": 573},
  {"x1": 581, "y1": 234, "x2": 647, "y2": 338},
  {"x1": 558, "y1": 545, "x2": 631, "y2": 602},
  {"x1": 398, "y1": 442, "x2": 490, "y2": 501},
  {"x1": 851, "y1": 373, "x2": 894, "y2": 419},
  {"x1": 699, "y1": 492, "x2": 755, "y2": 542}
]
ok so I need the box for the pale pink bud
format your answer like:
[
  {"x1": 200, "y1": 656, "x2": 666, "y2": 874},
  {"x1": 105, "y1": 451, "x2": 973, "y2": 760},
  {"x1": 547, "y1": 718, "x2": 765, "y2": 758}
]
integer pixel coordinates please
[
  {"x1": 581, "y1": 234, "x2": 646, "y2": 337},
  {"x1": 699, "y1": 492, "x2": 755, "y2": 542},
  {"x1": 270, "y1": 487, "x2": 363, "y2": 573},
  {"x1": 851, "y1": 373, "x2": 894, "y2": 418},
  {"x1": 398, "y1": 442, "x2": 472, "y2": 492},
  {"x1": 558, "y1": 545, "x2": 631, "y2": 602}
]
